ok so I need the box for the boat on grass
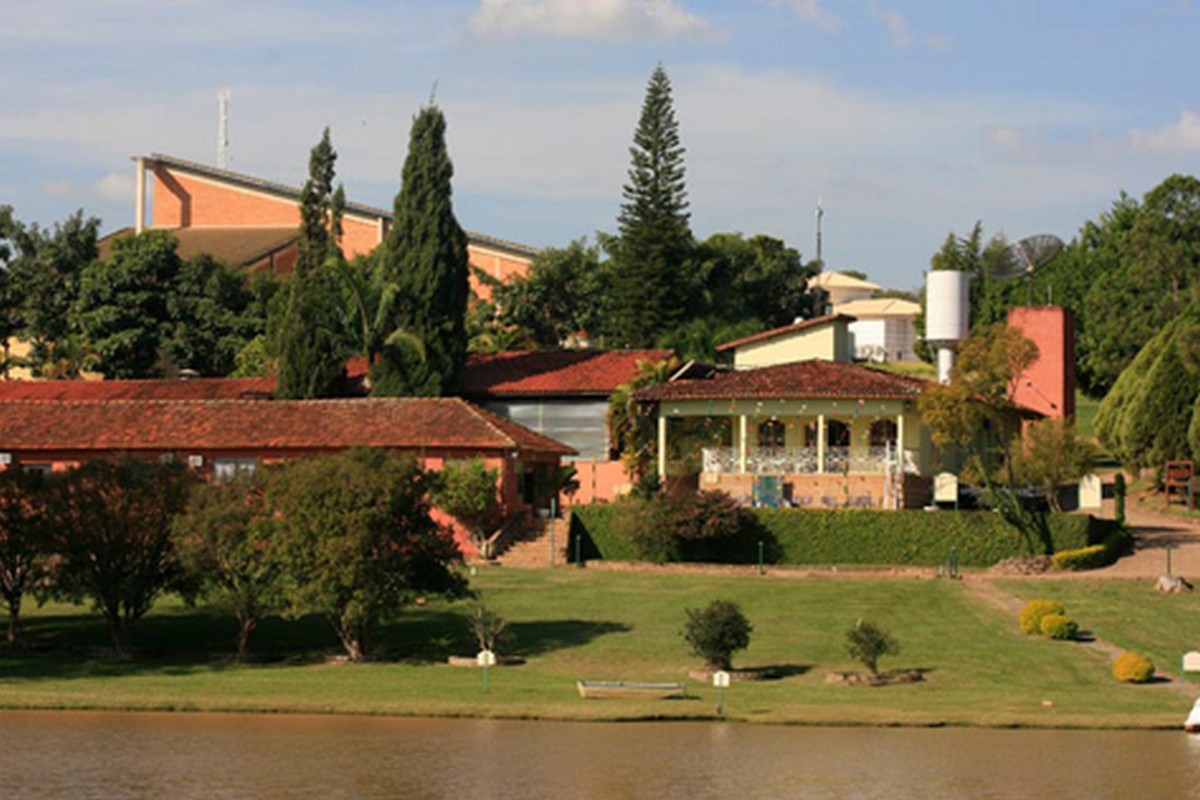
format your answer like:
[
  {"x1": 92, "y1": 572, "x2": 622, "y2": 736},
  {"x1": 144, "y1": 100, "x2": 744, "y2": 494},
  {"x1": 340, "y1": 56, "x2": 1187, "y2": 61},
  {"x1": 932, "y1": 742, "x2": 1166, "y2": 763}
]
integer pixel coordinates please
[
  {"x1": 576, "y1": 680, "x2": 686, "y2": 700},
  {"x1": 1185, "y1": 699, "x2": 1200, "y2": 733}
]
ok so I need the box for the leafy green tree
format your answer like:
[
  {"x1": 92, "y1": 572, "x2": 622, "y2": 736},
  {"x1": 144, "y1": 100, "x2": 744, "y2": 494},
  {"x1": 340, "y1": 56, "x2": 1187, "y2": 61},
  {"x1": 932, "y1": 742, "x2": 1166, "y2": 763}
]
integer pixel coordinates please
[
  {"x1": 1010, "y1": 419, "x2": 1099, "y2": 512},
  {"x1": 920, "y1": 324, "x2": 1049, "y2": 550},
  {"x1": 372, "y1": 105, "x2": 469, "y2": 396},
  {"x1": 0, "y1": 207, "x2": 100, "y2": 376},
  {"x1": 846, "y1": 618, "x2": 899, "y2": 676},
  {"x1": 265, "y1": 449, "x2": 466, "y2": 662},
  {"x1": 606, "y1": 64, "x2": 694, "y2": 347},
  {"x1": 172, "y1": 479, "x2": 280, "y2": 661},
  {"x1": 490, "y1": 239, "x2": 612, "y2": 348},
  {"x1": 165, "y1": 254, "x2": 273, "y2": 376},
  {"x1": 608, "y1": 354, "x2": 681, "y2": 480},
  {"x1": 682, "y1": 599, "x2": 752, "y2": 671},
  {"x1": 73, "y1": 230, "x2": 181, "y2": 378},
  {"x1": 689, "y1": 233, "x2": 822, "y2": 331},
  {"x1": 431, "y1": 459, "x2": 501, "y2": 558},
  {"x1": 49, "y1": 460, "x2": 195, "y2": 655},
  {"x1": 1082, "y1": 176, "x2": 1200, "y2": 395},
  {"x1": 270, "y1": 129, "x2": 353, "y2": 398},
  {"x1": 0, "y1": 471, "x2": 52, "y2": 648}
]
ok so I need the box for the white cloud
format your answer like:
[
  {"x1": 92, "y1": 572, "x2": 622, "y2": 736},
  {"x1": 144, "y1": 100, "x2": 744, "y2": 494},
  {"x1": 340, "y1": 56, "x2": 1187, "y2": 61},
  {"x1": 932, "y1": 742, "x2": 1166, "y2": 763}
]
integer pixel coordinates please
[
  {"x1": 770, "y1": 0, "x2": 842, "y2": 34},
  {"x1": 41, "y1": 172, "x2": 134, "y2": 203},
  {"x1": 873, "y1": 8, "x2": 912, "y2": 48},
  {"x1": 1129, "y1": 109, "x2": 1200, "y2": 154},
  {"x1": 467, "y1": 0, "x2": 722, "y2": 42}
]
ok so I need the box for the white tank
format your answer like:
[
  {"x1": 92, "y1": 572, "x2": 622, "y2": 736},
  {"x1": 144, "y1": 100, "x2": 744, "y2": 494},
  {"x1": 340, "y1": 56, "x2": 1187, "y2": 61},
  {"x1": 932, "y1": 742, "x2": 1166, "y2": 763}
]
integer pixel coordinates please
[{"x1": 925, "y1": 270, "x2": 970, "y2": 344}]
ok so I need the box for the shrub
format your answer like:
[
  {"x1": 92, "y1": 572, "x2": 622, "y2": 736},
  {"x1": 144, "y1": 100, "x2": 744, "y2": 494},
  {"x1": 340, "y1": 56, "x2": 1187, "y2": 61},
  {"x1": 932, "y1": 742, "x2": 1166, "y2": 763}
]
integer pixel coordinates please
[
  {"x1": 1052, "y1": 544, "x2": 1112, "y2": 572},
  {"x1": 682, "y1": 599, "x2": 753, "y2": 670},
  {"x1": 1112, "y1": 652, "x2": 1155, "y2": 683},
  {"x1": 846, "y1": 618, "x2": 899, "y2": 676},
  {"x1": 1039, "y1": 614, "x2": 1078, "y2": 640},
  {"x1": 1020, "y1": 599, "x2": 1065, "y2": 635},
  {"x1": 612, "y1": 491, "x2": 754, "y2": 564}
]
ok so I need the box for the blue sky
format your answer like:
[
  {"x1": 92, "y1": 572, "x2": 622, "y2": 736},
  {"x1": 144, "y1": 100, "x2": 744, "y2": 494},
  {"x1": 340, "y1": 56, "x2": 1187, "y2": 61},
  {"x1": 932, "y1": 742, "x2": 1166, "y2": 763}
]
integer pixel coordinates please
[{"x1": 3, "y1": 0, "x2": 1199, "y2": 289}]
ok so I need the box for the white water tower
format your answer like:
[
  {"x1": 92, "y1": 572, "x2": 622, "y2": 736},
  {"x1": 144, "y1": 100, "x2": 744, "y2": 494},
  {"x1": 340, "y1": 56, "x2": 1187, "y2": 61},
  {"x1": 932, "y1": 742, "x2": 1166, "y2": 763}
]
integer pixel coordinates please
[{"x1": 925, "y1": 270, "x2": 970, "y2": 384}]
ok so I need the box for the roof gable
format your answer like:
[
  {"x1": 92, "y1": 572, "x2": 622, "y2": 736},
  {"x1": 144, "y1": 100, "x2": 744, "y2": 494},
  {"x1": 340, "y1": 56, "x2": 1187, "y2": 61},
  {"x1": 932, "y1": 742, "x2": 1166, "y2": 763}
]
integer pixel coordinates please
[
  {"x1": 635, "y1": 359, "x2": 927, "y2": 402},
  {"x1": 715, "y1": 315, "x2": 854, "y2": 353},
  {"x1": 0, "y1": 397, "x2": 575, "y2": 456},
  {"x1": 461, "y1": 350, "x2": 674, "y2": 397}
]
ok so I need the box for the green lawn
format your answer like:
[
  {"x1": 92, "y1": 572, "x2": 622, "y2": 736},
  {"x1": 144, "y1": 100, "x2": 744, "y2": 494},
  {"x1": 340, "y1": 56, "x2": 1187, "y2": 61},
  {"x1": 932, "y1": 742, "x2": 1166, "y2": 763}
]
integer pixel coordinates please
[
  {"x1": 1001, "y1": 579, "x2": 1200, "y2": 681},
  {"x1": 0, "y1": 569, "x2": 1186, "y2": 727}
]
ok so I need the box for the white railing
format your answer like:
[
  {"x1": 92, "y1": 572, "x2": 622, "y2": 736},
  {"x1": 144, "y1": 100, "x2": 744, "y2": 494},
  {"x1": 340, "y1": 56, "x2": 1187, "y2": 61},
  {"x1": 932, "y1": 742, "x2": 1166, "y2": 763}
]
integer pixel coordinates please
[{"x1": 701, "y1": 446, "x2": 918, "y2": 475}]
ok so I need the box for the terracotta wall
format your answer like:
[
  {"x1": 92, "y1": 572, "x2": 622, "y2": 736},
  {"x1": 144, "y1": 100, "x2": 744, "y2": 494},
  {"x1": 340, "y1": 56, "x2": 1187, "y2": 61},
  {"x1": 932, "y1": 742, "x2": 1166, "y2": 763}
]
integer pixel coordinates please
[
  {"x1": 565, "y1": 459, "x2": 631, "y2": 505},
  {"x1": 1007, "y1": 306, "x2": 1076, "y2": 419},
  {"x1": 149, "y1": 164, "x2": 532, "y2": 289}
]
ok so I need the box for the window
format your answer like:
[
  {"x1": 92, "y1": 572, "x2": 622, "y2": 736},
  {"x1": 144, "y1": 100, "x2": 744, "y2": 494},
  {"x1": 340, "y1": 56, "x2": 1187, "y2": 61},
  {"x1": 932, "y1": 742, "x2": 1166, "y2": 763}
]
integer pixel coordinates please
[
  {"x1": 21, "y1": 463, "x2": 52, "y2": 476},
  {"x1": 869, "y1": 420, "x2": 898, "y2": 449},
  {"x1": 757, "y1": 419, "x2": 785, "y2": 449},
  {"x1": 826, "y1": 420, "x2": 850, "y2": 448},
  {"x1": 212, "y1": 457, "x2": 258, "y2": 482}
]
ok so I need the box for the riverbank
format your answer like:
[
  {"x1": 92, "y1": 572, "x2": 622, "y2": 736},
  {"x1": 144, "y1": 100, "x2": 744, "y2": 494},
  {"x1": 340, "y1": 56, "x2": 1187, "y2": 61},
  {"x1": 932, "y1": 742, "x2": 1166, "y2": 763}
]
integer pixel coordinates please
[{"x1": 0, "y1": 568, "x2": 1191, "y2": 729}]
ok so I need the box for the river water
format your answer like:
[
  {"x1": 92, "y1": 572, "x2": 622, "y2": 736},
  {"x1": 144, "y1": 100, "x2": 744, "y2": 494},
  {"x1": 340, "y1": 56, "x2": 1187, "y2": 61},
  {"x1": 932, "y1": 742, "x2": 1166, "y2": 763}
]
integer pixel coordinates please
[{"x1": 2, "y1": 711, "x2": 1198, "y2": 799}]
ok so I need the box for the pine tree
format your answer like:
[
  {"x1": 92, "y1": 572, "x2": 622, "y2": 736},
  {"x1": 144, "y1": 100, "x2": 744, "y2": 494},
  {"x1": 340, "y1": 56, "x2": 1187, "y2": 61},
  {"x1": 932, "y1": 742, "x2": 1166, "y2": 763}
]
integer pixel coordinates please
[
  {"x1": 271, "y1": 129, "x2": 351, "y2": 398},
  {"x1": 372, "y1": 105, "x2": 469, "y2": 396},
  {"x1": 606, "y1": 64, "x2": 693, "y2": 348}
]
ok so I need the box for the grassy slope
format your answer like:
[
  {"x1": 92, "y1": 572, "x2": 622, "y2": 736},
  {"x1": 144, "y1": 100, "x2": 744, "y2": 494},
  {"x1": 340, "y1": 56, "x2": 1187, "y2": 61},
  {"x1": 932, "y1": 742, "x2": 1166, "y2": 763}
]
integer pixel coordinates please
[
  {"x1": 1001, "y1": 579, "x2": 1200, "y2": 681},
  {"x1": 0, "y1": 570, "x2": 1185, "y2": 727}
]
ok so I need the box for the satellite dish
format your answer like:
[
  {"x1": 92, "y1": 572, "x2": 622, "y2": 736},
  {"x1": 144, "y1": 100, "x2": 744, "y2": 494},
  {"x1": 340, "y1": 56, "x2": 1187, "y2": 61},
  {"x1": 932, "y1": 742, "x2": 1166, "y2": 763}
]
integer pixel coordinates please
[{"x1": 998, "y1": 234, "x2": 1064, "y2": 304}]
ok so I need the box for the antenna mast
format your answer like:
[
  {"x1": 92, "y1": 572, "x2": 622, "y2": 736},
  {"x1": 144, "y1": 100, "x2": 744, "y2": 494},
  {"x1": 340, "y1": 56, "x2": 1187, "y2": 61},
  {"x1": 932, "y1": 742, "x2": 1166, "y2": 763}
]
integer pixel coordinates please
[
  {"x1": 217, "y1": 88, "x2": 231, "y2": 169},
  {"x1": 815, "y1": 197, "x2": 824, "y2": 268}
]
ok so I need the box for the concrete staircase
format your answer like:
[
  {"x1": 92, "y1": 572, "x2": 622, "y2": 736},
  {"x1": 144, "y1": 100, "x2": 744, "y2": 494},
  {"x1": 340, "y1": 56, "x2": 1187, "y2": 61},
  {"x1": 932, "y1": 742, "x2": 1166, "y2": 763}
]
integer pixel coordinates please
[{"x1": 495, "y1": 516, "x2": 570, "y2": 568}]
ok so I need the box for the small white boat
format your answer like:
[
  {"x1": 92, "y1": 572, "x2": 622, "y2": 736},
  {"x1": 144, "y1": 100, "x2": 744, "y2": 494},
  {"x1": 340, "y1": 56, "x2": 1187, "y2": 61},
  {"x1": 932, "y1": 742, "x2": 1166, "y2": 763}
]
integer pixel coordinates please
[
  {"x1": 1184, "y1": 699, "x2": 1200, "y2": 733},
  {"x1": 576, "y1": 680, "x2": 686, "y2": 700}
]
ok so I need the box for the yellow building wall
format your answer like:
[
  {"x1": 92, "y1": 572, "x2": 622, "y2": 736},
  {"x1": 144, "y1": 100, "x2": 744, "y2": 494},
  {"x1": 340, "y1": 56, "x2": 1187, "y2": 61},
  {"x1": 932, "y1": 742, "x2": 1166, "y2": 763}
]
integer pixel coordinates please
[{"x1": 732, "y1": 323, "x2": 851, "y2": 369}]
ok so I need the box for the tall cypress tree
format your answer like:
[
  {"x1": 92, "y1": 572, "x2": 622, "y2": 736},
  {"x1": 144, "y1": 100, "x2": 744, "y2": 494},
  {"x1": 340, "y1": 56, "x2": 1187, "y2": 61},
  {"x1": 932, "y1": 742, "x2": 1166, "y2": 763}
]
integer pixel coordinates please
[
  {"x1": 372, "y1": 105, "x2": 469, "y2": 396},
  {"x1": 271, "y1": 129, "x2": 351, "y2": 399},
  {"x1": 607, "y1": 64, "x2": 693, "y2": 348}
]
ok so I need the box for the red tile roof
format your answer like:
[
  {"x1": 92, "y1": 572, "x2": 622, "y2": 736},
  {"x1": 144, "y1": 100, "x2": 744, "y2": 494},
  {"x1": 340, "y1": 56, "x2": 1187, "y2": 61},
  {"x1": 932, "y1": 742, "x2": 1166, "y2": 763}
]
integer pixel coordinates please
[
  {"x1": 461, "y1": 350, "x2": 674, "y2": 397},
  {"x1": 0, "y1": 398, "x2": 575, "y2": 456},
  {"x1": 636, "y1": 360, "x2": 927, "y2": 402},
  {"x1": 0, "y1": 377, "x2": 275, "y2": 401},
  {"x1": 715, "y1": 314, "x2": 855, "y2": 352}
]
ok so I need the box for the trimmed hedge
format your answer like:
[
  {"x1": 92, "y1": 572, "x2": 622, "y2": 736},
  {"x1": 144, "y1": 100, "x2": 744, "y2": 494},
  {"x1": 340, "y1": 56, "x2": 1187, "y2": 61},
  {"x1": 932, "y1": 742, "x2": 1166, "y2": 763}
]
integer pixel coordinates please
[
  {"x1": 1040, "y1": 613, "x2": 1079, "y2": 640},
  {"x1": 569, "y1": 505, "x2": 1126, "y2": 568},
  {"x1": 1052, "y1": 544, "x2": 1113, "y2": 572},
  {"x1": 1112, "y1": 652, "x2": 1155, "y2": 684},
  {"x1": 1020, "y1": 599, "x2": 1065, "y2": 635}
]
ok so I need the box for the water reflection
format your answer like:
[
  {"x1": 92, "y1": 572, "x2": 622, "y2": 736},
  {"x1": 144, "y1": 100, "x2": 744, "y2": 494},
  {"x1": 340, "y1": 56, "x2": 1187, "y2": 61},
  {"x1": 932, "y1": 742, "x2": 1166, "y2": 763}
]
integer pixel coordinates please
[{"x1": 2, "y1": 711, "x2": 1199, "y2": 799}]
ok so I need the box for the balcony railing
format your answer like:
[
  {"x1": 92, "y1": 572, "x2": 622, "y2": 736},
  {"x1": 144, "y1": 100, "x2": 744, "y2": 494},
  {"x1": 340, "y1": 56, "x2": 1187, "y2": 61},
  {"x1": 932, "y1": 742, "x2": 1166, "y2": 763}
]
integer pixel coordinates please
[{"x1": 701, "y1": 446, "x2": 918, "y2": 475}]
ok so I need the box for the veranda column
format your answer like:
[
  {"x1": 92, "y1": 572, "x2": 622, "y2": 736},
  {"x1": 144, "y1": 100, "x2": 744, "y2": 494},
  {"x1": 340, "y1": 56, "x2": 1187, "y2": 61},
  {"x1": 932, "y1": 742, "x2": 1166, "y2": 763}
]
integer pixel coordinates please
[
  {"x1": 817, "y1": 414, "x2": 827, "y2": 473},
  {"x1": 738, "y1": 415, "x2": 748, "y2": 474},
  {"x1": 895, "y1": 412, "x2": 906, "y2": 510},
  {"x1": 657, "y1": 414, "x2": 668, "y2": 481}
]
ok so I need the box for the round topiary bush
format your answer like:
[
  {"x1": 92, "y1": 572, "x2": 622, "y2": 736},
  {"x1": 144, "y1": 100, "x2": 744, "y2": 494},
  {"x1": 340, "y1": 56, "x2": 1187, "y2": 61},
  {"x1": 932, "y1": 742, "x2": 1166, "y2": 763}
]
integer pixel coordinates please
[
  {"x1": 1112, "y1": 652, "x2": 1155, "y2": 683},
  {"x1": 682, "y1": 599, "x2": 753, "y2": 671},
  {"x1": 1020, "y1": 599, "x2": 1065, "y2": 635},
  {"x1": 1039, "y1": 613, "x2": 1078, "y2": 640}
]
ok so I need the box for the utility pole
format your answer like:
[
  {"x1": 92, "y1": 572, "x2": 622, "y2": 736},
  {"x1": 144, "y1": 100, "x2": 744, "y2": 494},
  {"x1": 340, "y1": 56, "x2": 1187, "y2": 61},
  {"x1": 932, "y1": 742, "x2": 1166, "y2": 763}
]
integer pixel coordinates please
[{"x1": 815, "y1": 197, "x2": 824, "y2": 268}]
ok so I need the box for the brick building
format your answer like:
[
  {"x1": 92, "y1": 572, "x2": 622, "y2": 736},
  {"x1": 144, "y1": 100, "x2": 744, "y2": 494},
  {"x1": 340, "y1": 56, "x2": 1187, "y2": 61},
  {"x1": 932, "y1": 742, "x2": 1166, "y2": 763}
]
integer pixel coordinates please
[{"x1": 128, "y1": 153, "x2": 540, "y2": 295}]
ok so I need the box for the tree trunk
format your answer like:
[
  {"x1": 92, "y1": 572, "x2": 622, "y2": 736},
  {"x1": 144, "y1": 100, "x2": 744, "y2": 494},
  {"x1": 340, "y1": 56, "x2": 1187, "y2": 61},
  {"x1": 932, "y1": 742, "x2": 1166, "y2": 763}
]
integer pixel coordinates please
[
  {"x1": 106, "y1": 613, "x2": 131, "y2": 657},
  {"x1": 332, "y1": 617, "x2": 367, "y2": 663},
  {"x1": 236, "y1": 615, "x2": 256, "y2": 662},
  {"x1": 7, "y1": 602, "x2": 20, "y2": 649}
]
